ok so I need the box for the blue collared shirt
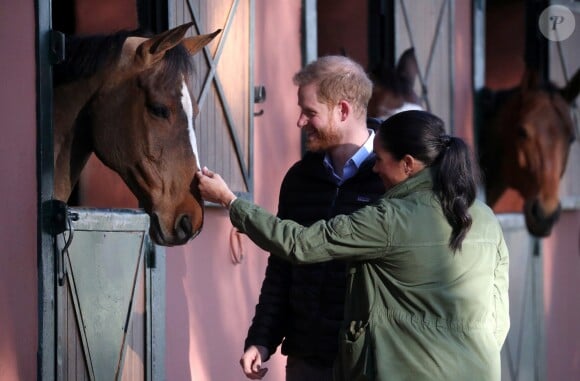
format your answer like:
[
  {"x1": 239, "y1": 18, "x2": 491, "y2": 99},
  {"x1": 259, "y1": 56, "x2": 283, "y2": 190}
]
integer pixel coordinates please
[{"x1": 323, "y1": 129, "x2": 375, "y2": 185}]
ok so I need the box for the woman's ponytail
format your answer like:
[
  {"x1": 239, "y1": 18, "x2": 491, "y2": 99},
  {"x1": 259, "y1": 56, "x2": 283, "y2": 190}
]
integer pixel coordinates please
[{"x1": 434, "y1": 136, "x2": 479, "y2": 252}]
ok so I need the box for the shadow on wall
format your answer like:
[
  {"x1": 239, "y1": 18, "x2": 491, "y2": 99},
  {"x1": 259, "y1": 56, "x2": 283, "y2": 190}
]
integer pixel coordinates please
[{"x1": 166, "y1": 213, "x2": 287, "y2": 381}]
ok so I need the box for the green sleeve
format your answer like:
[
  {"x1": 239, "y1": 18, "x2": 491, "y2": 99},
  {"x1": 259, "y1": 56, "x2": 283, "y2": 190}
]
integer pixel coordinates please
[
  {"x1": 229, "y1": 198, "x2": 389, "y2": 263},
  {"x1": 493, "y1": 233, "x2": 510, "y2": 348}
]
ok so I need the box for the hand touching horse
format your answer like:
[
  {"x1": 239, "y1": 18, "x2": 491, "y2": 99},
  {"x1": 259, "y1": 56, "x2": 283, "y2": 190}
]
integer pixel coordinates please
[
  {"x1": 53, "y1": 23, "x2": 220, "y2": 245},
  {"x1": 479, "y1": 68, "x2": 579, "y2": 237}
]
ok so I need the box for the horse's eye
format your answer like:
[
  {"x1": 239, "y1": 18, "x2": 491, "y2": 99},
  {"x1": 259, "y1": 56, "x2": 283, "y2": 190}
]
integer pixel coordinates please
[
  {"x1": 516, "y1": 125, "x2": 528, "y2": 139},
  {"x1": 147, "y1": 103, "x2": 170, "y2": 119}
]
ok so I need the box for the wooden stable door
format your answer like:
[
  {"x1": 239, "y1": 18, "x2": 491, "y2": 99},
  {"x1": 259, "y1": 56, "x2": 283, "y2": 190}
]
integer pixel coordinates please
[
  {"x1": 55, "y1": 209, "x2": 164, "y2": 381},
  {"x1": 391, "y1": 0, "x2": 455, "y2": 132},
  {"x1": 168, "y1": 0, "x2": 255, "y2": 198}
]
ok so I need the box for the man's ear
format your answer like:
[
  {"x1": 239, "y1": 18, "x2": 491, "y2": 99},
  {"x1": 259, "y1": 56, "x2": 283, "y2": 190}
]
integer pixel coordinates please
[{"x1": 337, "y1": 100, "x2": 351, "y2": 121}]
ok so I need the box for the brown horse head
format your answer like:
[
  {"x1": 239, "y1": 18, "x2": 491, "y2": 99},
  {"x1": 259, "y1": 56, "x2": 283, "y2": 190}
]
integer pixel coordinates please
[
  {"x1": 53, "y1": 23, "x2": 220, "y2": 245},
  {"x1": 486, "y1": 68, "x2": 578, "y2": 237}
]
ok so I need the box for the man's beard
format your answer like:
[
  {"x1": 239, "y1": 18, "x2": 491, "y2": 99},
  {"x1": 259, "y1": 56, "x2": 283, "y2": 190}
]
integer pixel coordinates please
[{"x1": 305, "y1": 117, "x2": 342, "y2": 152}]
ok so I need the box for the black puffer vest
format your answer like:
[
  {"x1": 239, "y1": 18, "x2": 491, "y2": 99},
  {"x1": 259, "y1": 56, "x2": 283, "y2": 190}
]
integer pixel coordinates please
[{"x1": 244, "y1": 151, "x2": 384, "y2": 366}]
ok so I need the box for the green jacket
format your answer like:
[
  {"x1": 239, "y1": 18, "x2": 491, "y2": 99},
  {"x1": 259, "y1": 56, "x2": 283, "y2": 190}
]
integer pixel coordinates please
[{"x1": 230, "y1": 168, "x2": 510, "y2": 381}]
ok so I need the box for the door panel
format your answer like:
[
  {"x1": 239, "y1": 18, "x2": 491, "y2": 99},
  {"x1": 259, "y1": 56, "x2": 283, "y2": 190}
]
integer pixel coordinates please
[
  {"x1": 55, "y1": 209, "x2": 159, "y2": 381},
  {"x1": 497, "y1": 215, "x2": 545, "y2": 381},
  {"x1": 394, "y1": 0, "x2": 455, "y2": 131},
  {"x1": 169, "y1": 0, "x2": 254, "y2": 196}
]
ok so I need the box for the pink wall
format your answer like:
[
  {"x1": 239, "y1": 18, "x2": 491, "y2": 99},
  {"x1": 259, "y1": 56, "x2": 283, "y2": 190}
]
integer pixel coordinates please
[
  {"x1": 317, "y1": 0, "x2": 368, "y2": 68},
  {"x1": 0, "y1": 1, "x2": 38, "y2": 380},
  {"x1": 164, "y1": 1, "x2": 303, "y2": 380}
]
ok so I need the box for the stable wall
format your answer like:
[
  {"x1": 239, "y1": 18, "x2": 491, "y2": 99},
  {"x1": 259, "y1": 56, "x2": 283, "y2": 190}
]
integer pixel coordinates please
[{"x1": 0, "y1": 1, "x2": 38, "y2": 380}]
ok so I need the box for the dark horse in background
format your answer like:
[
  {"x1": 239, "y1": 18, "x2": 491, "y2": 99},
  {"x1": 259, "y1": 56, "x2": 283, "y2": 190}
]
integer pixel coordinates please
[
  {"x1": 53, "y1": 23, "x2": 220, "y2": 246},
  {"x1": 479, "y1": 68, "x2": 580, "y2": 237},
  {"x1": 367, "y1": 48, "x2": 424, "y2": 121}
]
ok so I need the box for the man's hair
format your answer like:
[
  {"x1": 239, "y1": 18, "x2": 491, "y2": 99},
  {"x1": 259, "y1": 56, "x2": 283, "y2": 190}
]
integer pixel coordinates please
[{"x1": 293, "y1": 55, "x2": 372, "y2": 118}]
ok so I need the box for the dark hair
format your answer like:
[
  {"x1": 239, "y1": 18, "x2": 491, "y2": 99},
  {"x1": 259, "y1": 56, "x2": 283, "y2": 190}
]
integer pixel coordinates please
[{"x1": 376, "y1": 110, "x2": 480, "y2": 252}]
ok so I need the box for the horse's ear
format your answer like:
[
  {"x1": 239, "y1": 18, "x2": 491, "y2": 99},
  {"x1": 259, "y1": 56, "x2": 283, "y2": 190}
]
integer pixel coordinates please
[
  {"x1": 560, "y1": 68, "x2": 580, "y2": 103},
  {"x1": 396, "y1": 48, "x2": 419, "y2": 84},
  {"x1": 136, "y1": 22, "x2": 195, "y2": 67},
  {"x1": 520, "y1": 68, "x2": 541, "y2": 92},
  {"x1": 182, "y1": 29, "x2": 222, "y2": 55},
  {"x1": 396, "y1": 48, "x2": 421, "y2": 104}
]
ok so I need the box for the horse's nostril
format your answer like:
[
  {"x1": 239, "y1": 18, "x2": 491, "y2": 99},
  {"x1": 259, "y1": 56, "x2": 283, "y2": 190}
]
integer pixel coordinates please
[
  {"x1": 149, "y1": 212, "x2": 165, "y2": 244},
  {"x1": 176, "y1": 214, "x2": 193, "y2": 241}
]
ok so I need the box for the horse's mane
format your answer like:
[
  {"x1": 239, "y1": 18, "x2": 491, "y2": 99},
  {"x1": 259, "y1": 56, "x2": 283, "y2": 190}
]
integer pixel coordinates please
[
  {"x1": 53, "y1": 29, "x2": 193, "y2": 86},
  {"x1": 53, "y1": 30, "x2": 134, "y2": 86}
]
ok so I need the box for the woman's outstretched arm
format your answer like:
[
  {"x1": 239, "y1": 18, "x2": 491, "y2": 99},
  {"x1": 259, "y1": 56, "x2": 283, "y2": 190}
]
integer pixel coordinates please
[{"x1": 196, "y1": 167, "x2": 388, "y2": 263}]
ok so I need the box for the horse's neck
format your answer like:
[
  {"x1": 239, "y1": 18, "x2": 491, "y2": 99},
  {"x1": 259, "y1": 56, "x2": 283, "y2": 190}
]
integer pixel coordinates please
[{"x1": 53, "y1": 76, "x2": 104, "y2": 201}]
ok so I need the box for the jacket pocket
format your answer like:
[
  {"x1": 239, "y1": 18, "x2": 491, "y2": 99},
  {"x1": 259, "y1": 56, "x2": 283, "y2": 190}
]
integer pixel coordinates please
[{"x1": 334, "y1": 321, "x2": 374, "y2": 381}]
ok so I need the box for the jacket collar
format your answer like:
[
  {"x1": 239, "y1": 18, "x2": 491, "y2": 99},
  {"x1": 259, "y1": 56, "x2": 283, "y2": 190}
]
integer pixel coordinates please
[{"x1": 384, "y1": 167, "x2": 435, "y2": 200}]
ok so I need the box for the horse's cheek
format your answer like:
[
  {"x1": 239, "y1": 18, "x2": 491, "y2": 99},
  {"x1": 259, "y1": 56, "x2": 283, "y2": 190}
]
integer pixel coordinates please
[{"x1": 517, "y1": 149, "x2": 527, "y2": 168}]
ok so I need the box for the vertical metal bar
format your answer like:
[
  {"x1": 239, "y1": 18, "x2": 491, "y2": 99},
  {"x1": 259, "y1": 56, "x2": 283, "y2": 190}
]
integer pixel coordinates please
[
  {"x1": 473, "y1": 0, "x2": 487, "y2": 197},
  {"x1": 473, "y1": 0, "x2": 486, "y2": 91},
  {"x1": 300, "y1": 0, "x2": 318, "y2": 155},
  {"x1": 302, "y1": 0, "x2": 318, "y2": 66},
  {"x1": 149, "y1": 245, "x2": 166, "y2": 381},
  {"x1": 36, "y1": 0, "x2": 56, "y2": 379},
  {"x1": 532, "y1": 237, "x2": 546, "y2": 381}
]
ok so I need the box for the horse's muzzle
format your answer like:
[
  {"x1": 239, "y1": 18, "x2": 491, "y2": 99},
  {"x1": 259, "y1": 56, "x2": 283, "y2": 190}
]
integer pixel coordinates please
[
  {"x1": 149, "y1": 212, "x2": 198, "y2": 246},
  {"x1": 524, "y1": 199, "x2": 562, "y2": 237}
]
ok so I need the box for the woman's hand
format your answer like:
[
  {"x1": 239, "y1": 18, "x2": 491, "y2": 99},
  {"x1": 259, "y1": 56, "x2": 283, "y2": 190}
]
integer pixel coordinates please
[{"x1": 196, "y1": 167, "x2": 237, "y2": 207}]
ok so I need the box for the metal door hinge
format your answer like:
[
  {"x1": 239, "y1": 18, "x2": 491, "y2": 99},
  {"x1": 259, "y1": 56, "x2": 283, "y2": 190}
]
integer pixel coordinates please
[
  {"x1": 45, "y1": 199, "x2": 78, "y2": 286},
  {"x1": 50, "y1": 30, "x2": 66, "y2": 65},
  {"x1": 254, "y1": 85, "x2": 266, "y2": 117}
]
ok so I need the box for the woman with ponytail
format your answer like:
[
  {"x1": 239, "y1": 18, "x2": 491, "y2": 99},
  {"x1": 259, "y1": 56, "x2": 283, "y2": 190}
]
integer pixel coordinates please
[{"x1": 198, "y1": 110, "x2": 509, "y2": 381}]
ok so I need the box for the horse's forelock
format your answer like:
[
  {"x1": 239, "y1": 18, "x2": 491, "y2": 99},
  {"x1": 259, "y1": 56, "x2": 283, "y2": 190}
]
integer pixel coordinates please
[{"x1": 158, "y1": 44, "x2": 195, "y2": 85}]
